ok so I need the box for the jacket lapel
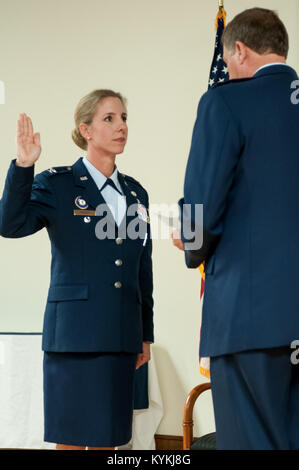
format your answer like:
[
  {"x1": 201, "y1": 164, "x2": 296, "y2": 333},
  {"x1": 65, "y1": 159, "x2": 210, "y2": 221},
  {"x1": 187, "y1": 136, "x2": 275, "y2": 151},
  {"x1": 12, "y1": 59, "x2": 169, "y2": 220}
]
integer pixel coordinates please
[
  {"x1": 117, "y1": 172, "x2": 140, "y2": 227},
  {"x1": 117, "y1": 172, "x2": 148, "y2": 240}
]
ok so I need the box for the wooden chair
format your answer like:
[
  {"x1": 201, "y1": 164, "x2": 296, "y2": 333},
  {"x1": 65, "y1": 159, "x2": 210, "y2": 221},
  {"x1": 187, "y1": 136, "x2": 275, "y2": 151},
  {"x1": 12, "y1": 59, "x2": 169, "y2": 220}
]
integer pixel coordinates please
[{"x1": 183, "y1": 382, "x2": 216, "y2": 450}]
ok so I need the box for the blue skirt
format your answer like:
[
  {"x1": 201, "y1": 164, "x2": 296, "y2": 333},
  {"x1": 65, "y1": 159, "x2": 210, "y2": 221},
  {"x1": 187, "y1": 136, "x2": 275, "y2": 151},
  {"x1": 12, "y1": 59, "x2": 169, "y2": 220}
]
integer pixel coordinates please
[{"x1": 43, "y1": 351, "x2": 137, "y2": 447}]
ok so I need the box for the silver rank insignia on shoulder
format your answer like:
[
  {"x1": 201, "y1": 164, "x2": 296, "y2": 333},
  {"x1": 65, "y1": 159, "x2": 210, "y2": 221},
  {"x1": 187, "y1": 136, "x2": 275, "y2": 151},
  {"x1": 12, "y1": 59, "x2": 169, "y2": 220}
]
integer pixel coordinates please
[
  {"x1": 48, "y1": 168, "x2": 57, "y2": 174},
  {"x1": 75, "y1": 196, "x2": 89, "y2": 209}
]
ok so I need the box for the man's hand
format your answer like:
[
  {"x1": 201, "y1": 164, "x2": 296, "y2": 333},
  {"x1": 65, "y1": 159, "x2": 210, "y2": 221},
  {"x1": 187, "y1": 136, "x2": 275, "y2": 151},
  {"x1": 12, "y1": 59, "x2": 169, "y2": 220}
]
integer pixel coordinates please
[
  {"x1": 136, "y1": 342, "x2": 151, "y2": 369},
  {"x1": 171, "y1": 228, "x2": 184, "y2": 251}
]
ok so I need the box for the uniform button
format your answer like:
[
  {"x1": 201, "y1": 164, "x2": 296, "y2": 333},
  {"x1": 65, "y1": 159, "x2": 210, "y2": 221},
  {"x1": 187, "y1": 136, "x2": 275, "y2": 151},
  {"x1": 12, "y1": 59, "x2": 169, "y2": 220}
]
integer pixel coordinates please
[
  {"x1": 115, "y1": 237, "x2": 123, "y2": 245},
  {"x1": 84, "y1": 216, "x2": 91, "y2": 223},
  {"x1": 131, "y1": 191, "x2": 137, "y2": 197},
  {"x1": 114, "y1": 281, "x2": 122, "y2": 288},
  {"x1": 115, "y1": 259, "x2": 123, "y2": 267}
]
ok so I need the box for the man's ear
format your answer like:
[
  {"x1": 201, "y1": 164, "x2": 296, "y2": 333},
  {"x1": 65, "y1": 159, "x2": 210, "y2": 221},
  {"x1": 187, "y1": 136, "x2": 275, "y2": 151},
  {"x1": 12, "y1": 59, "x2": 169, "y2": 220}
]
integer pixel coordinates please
[{"x1": 235, "y1": 41, "x2": 248, "y2": 65}]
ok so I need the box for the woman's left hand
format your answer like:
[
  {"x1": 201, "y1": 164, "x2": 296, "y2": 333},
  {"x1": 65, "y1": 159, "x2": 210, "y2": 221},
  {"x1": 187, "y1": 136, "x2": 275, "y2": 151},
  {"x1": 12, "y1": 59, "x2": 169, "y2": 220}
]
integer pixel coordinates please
[{"x1": 136, "y1": 342, "x2": 151, "y2": 370}]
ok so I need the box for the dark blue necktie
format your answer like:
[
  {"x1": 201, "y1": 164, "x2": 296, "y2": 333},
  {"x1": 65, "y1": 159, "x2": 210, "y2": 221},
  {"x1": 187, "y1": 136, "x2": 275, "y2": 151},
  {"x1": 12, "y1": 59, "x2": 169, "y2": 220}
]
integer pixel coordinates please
[{"x1": 100, "y1": 178, "x2": 122, "y2": 195}]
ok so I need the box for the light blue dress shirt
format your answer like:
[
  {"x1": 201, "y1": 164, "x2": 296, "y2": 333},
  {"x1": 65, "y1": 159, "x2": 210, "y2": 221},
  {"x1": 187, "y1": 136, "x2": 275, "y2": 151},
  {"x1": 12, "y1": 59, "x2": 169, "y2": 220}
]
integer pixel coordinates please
[{"x1": 82, "y1": 156, "x2": 127, "y2": 226}]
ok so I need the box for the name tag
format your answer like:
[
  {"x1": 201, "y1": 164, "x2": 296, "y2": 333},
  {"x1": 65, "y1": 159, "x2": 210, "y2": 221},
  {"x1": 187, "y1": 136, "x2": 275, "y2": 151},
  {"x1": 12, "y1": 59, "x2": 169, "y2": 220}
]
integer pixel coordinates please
[{"x1": 73, "y1": 210, "x2": 96, "y2": 216}]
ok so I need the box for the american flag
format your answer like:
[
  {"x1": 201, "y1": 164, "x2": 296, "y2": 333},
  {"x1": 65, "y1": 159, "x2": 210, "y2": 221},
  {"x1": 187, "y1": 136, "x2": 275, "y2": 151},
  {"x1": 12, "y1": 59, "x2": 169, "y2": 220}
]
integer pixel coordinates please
[
  {"x1": 200, "y1": 6, "x2": 229, "y2": 299},
  {"x1": 199, "y1": 6, "x2": 228, "y2": 379},
  {"x1": 208, "y1": 9, "x2": 229, "y2": 89}
]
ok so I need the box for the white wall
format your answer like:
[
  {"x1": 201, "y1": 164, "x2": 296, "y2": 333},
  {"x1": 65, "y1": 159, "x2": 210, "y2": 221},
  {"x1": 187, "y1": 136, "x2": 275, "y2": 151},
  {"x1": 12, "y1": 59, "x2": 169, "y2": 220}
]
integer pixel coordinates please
[{"x1": 0, "y1": 0, "x2": 298, "y2": 440}]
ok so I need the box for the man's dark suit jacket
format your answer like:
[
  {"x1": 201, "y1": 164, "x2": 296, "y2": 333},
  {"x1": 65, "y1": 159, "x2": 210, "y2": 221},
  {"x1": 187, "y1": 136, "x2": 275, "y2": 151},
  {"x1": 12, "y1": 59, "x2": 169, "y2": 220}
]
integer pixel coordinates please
[{"x1": 180, "y1": 64, "x2": 299, "y2": 357}]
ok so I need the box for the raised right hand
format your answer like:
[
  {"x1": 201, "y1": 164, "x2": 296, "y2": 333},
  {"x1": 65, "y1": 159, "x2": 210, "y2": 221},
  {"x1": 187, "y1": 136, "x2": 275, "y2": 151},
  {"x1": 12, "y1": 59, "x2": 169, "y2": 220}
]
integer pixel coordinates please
[{"x1": 16, "y1": 113, "x2": 41, "y2": 167}]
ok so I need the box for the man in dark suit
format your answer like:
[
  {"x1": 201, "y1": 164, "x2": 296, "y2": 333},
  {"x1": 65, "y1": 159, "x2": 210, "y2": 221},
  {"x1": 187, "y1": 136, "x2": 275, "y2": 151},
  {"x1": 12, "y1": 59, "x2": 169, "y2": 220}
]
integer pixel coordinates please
[{"x1": 177, "y1": 8, "x2": 299, "y2": 449}]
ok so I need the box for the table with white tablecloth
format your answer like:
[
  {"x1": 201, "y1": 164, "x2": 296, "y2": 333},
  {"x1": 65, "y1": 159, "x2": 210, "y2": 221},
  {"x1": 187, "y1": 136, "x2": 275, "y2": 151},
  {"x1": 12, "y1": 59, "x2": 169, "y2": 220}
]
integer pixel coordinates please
[{"x1": 0, "y1": 333, "x2": 163, "y2": 449}]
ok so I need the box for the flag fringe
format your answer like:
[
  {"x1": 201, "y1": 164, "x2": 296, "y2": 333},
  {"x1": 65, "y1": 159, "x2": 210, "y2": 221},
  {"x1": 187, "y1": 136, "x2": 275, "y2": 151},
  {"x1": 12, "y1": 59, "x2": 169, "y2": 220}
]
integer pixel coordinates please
[
  {"x1": 215, "y1": 7, "x2": 226, "y2": 29},
  {"x1": 198, "y1": 263, "x2": 205, "y2": 280},
  {"x1": 199, "y1": 365, "x2": 211, "y2": 379}
]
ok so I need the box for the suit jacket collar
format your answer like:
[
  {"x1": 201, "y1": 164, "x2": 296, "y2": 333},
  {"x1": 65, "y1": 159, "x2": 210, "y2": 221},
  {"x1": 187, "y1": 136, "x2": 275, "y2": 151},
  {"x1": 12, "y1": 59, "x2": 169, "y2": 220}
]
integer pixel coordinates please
[
  {"x1": 253, "y1": 63, "x2": 298, "y2": 80},
  {"x1": 72, "y1": 157, "x2": 137, "y2": 203},
  {"x1": 81, "y1": 156, "x2": 123, "y2": 194}
]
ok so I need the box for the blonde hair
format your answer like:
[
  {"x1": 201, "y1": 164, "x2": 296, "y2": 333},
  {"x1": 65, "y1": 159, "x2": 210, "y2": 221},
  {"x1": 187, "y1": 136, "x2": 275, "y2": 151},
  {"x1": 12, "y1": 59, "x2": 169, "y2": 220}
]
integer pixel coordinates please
[{"x1": 72, "y1": 89, "x2": 127, "y2": 150}]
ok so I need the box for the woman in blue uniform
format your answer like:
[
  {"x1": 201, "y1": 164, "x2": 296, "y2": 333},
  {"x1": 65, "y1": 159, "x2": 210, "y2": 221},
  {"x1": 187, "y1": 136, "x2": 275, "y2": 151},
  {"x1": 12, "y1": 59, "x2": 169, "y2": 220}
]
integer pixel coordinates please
[{"x1": 0, "y1": 89, "x2": 154, "y2": 450}]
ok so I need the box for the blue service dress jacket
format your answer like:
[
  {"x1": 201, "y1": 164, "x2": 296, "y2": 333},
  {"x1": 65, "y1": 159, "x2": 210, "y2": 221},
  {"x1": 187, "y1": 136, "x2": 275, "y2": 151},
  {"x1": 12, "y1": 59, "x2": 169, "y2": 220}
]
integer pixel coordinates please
[
  {"x1": 0, "y1": 157, "x2": 154, "y2": 353},
  {"x1": 179, "y1": 64, "x2": 299, "y2": 358}
]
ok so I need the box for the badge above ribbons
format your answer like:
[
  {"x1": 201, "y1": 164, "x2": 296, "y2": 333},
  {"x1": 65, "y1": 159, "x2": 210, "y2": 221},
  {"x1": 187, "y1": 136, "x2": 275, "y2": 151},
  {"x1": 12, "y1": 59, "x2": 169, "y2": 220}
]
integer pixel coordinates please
[
  {"x1": 137, "y1": 203, "x2": 149, "y2": 223},
  {"x1": 122, "y1": 175, "x2": 150, "y2": 225},
  {"x1": 75, "y1": 196, "x2": 89, "y2": 210}
]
